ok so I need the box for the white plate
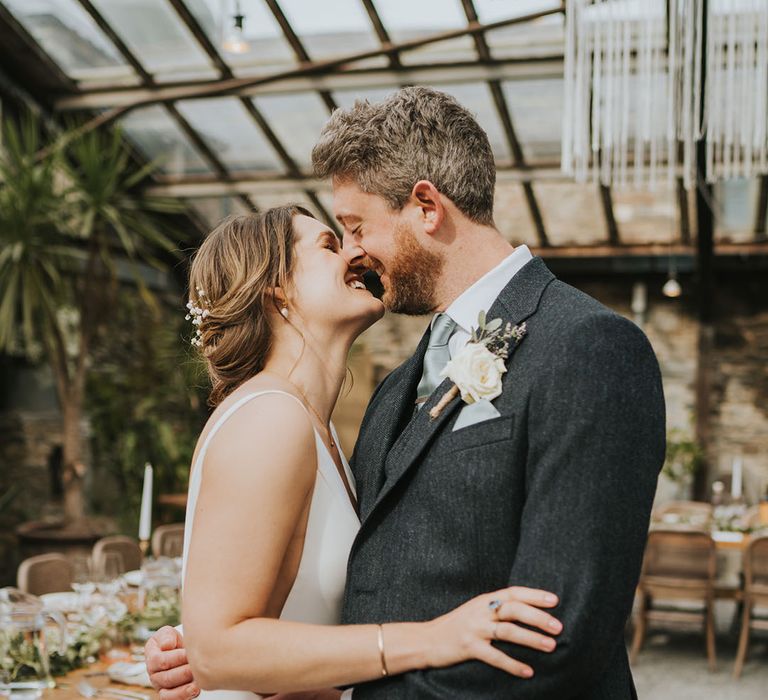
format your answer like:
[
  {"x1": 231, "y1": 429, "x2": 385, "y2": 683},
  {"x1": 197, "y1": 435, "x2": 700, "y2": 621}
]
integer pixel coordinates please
[
  {"x1": 123, "y1": 570, "x2": 143, "y2": 587},
  {"x1": 40, "y1": 592, "x2": 80, "y2": 613}
]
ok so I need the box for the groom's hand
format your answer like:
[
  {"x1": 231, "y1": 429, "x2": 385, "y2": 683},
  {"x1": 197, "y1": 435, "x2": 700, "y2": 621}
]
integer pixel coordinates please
[{"x1": 145, "y1": 626, "x2": 200, "y2": 700}]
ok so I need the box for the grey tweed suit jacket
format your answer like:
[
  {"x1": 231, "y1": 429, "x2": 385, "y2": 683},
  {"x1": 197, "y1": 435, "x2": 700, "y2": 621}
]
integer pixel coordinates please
[{"x1": 342, "y1": 257, "x2": 666, "y2": 699}]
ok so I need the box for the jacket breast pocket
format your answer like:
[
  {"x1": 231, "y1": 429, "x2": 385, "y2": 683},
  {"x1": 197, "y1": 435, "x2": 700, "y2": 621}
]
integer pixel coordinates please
[{"x1": 435, "y1": 415, "x2": 515, "y2": 455}]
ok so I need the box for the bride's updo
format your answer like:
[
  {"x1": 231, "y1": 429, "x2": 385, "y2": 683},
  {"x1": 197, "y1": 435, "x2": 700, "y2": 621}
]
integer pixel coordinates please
[{"x1": 188, "y1": 204, "x2": 313, "y2": 407}]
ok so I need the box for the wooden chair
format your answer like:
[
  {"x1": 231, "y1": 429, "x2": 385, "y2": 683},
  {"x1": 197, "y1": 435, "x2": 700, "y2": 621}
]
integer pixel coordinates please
[
  {"x1": 733, "y1": 535, "x2": 768, "y2": 678},
  {"x1": 92, "y1": 536, "x2": 142, "y2": 573},
  {"x1": 630, "y1": 529, "x2": 717, "y2": 671},
  {"x1": 17, "y1": 553, "x2": 73, "y2": 596},
  {"x1": 151, "y1": 524, "x2": 184, "y2": 558},
  {"x1": 654, "y1": 501, "x2": 713, "y2": 527}
]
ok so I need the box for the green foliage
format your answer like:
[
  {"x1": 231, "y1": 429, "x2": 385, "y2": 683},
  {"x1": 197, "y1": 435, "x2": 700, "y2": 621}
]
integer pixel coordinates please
[
  {"x1": 87, "y1": 292, "x2": 209, "y2": 530},
  {"x1": 0, "y1": 115, "x2": 75, "y2": 354},
  {"x1": 0, "y1": 109, "x2": 190, "y2": 521},
  {"x1": 663, "y1": 429, "x2": 704, "y2": 483}
]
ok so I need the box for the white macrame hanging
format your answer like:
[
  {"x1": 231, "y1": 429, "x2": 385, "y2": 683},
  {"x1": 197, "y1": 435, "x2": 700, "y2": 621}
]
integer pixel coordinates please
[{"x1": 562, "y1": 0, "x2": 768, "y2": 190}]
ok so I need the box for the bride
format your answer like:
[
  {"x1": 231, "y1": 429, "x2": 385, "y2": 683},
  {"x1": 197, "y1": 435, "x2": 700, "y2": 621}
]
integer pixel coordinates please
[{"x1": 172, "y1": 205, "x2": 561, "y2": 699}]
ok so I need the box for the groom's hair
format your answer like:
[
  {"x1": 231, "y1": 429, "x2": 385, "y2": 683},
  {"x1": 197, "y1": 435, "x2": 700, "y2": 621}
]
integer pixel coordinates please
[{"x1": 312, "y1": 86, "x2": 496, "y2": 226}]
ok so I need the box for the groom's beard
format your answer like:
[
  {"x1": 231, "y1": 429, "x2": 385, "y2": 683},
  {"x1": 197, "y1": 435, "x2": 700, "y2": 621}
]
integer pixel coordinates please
[{"x1": 383, "y1": 221, "x2": 444, "y2": 315}]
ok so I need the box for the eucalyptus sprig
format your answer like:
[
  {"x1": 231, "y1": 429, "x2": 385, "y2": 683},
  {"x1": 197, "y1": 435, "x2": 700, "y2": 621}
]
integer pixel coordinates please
[{"x1": 469, "y1": 310, "x2": 527, "y2": 360}]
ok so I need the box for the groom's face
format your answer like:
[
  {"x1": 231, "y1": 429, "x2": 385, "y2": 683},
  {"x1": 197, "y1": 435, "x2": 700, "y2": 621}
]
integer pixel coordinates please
[{"x1": 333, "y1": 179, "x2": 443, "y2": 315}]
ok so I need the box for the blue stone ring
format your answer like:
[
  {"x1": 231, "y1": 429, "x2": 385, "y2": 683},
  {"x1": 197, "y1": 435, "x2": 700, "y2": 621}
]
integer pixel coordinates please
[{"x1": 488, "y1": 599, "x2": 503, "y2": 619}]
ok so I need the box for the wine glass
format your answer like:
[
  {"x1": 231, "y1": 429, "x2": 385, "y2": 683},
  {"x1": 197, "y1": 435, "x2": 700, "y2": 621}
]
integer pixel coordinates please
[
  {"x1": 71, "y1": 555, "x2": 96, "y2": 599},
  {"x1": 96, "y1": 552, "x2": 124, "y2": 597}
]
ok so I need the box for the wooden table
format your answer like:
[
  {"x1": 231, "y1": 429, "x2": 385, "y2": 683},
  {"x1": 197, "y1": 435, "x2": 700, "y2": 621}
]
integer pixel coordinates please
[{"x1": 48, "y1": 663, "x2": 157, "y2": 700}]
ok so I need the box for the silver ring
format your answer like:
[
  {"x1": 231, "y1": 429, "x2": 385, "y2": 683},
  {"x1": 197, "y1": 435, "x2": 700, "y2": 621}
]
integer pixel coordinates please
[
  {"x1": 493, "y1": 622, "x2": 499, "y2": 640},
  {"x1": 488, "y1": 599, "x2": 503, "y2": 619}
]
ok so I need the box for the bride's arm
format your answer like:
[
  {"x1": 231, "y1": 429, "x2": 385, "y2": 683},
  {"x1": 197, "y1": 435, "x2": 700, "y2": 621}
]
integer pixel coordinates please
[{"x1": 183, "y1": 395, "x2": 561, "y2": 695}]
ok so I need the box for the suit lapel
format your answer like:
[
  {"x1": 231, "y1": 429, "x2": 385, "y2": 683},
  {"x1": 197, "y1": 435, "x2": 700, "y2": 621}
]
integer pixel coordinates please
[
  {"x1": 362, "y1": 257, "x2": 555, "y2": 528},
  {"x1": 355, "y1": 328, "x2": 430, "y2": 521}
]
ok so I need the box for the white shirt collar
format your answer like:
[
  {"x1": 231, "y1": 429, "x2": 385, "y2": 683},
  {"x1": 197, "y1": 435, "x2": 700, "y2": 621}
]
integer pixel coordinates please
[{"x1": 441, "y1": 245, "x2": 533, "y2": 335}]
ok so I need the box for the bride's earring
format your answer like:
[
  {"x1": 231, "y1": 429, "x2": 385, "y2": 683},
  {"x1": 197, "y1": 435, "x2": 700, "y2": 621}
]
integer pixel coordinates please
[{"x1": 280, "y1": 307, "x2": 289, "y2": 319}]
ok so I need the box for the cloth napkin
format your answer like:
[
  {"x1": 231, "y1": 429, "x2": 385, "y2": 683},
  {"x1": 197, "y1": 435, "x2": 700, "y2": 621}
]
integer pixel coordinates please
[{"x1": 107, "y1": 662, "x2": 153, "y2": 687}]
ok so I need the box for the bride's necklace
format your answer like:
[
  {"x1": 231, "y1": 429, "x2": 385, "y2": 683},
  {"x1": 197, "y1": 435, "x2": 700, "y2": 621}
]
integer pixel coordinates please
[{"x1": 262, "y1": 371, "x2": 335, "y2": 450}]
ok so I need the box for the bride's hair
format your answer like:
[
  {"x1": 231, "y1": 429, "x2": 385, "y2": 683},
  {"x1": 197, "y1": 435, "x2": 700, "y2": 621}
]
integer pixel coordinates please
[{"x1": 188, "y1": 204, "x2": 313, "y2": 407}]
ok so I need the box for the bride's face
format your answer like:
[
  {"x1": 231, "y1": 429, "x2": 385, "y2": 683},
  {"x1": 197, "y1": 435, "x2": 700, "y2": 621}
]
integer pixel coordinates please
[{"x1": 286, "y1": 214, "x2": 384, "y2": 334}]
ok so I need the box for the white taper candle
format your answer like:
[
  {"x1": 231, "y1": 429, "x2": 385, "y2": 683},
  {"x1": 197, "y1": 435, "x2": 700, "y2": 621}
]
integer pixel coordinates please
[
  {"x1": 139, "y1": 462, "x2": 153, "y2": 541},
  {"x1": 731, "y1": 457, "x2": 743, "y2": 500}
]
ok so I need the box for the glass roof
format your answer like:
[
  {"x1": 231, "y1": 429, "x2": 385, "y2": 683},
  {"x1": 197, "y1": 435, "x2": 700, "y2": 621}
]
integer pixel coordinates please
[
  {"x1": 90, "y1": 0, "x2": 218, "y2": 82},
  {"x1": 375, "y1": 0, "x2": 477, "y2": 65},
  {"x1": 279, "y1": 0, "x2": 379, "y2": 59},
  {"x1": 187, "y1": 0, "x2": 296, "y2": 75},
  {"x1": 187, "y1": 196, "x2": 250, "y2": 228},
  {"x1": 502, "y1": 78, "x2": 563, "y2": 163},
  {"x1": 2, "y1": 0, "x2": 136, "y2": 83},
  {"x1": 252, "y1": 92, "x2": 330, "y2": 170},
  {"x1": 119, "y1": 104, "x2": 213, "y2": 176},
  {"x1": 1, "y1": 0, "x2": 761, "y2": 246},
  {"x1": 175, "y1": 97, "x2": 283, "y2": 173}
]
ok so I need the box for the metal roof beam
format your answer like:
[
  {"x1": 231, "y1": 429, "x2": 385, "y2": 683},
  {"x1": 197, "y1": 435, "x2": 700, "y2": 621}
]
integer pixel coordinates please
[
  {"x1": 599, "y1": 184, "x2": 621, "y2": 245},
  {"x1": 54, "y1": 58, "x2": 563, "y2": 110},
  {"x1": 361, "y1": 0, "x2": 401, "y2": 68},
  {"x1": 264, "y1": 0, "x2": 337, "y2": 113},
  {"x1": 755, "y1": 174, "x2": 768, "y2": 241},
  {"x1": 677, "y1": 176, "x2": 692, "y2": 245},
  {"x1": 74, "y1": 0, "x2": 153, "y2": 83}
]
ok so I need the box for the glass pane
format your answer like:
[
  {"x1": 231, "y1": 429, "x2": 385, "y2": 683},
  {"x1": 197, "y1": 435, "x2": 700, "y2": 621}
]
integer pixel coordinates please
[
  {"x1": 89, "y1": 0, "x2": 217, "y2": 81},
  {"x1": 494, "y1": 182, "x2": 539, "y2": 247},
  {"x1": 187, "y1": 196, "x2": 250, "y2": 229},
  {"x1": 176, "y1": 98, "x2": 283, "y2": 173},
  {"x1": 715, "y1": 178, "x2": 761, "y2": 243},
  {"x1": 278, "y1": 0, "x2": 379, "y2": 59},
  {"x1": 534, "y1": 183, "x2": 606, "y2": 246},
  {"x1": 119, "y1": 105, "x2": 212, "y2": 176},
  {"x1": 611, "y1": 184, "x2": 679, "y2": 245},
  {"x1": 253, "y1": 93, "x2": 329, "y2": 170},
  {"x1": 186, "y1": 0, "x2": 296, "y2": 74},
  {"x1": 474, "y1": 0, "x2": 563, "y2": 22},
  {"x1": 433, "y1": 83, "x2": 510, "y2": 163},
  {"x1": 475, "y1": 0, "x2": 564, "y2": 60},
  {"x1": 2, "y1": 0, "x2": 135, "y2": 83},
  {"x1": 375, "y1": 0, "x2": 476, "y2": 64},
  {"x1": 502, "y1": 79, "x2": 563, "y2": 163}
]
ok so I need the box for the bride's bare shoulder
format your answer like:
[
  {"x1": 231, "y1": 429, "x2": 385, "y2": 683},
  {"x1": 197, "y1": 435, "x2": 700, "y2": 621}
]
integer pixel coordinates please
[{"x1": 191, "y1": 375, "x2": 313, "y2": 475}]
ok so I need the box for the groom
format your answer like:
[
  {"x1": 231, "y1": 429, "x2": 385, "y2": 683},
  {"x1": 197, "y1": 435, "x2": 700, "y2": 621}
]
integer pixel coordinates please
[{"x1": 147, "y1": 87, "x2": 665, "y2": 698}]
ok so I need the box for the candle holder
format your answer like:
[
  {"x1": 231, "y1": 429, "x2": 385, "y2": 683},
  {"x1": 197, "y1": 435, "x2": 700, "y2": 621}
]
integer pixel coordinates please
[{"x1": 139, "y1": 539, "x2": 150, "y2": 559}]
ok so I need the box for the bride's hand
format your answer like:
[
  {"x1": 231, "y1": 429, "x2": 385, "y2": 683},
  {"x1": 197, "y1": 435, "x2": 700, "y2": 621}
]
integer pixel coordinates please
[{"x1": 423, "y1": 586, "x2": 562, "y2": 679}]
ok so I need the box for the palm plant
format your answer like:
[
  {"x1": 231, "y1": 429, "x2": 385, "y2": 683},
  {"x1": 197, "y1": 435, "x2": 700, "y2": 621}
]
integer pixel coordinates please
[{"x1": 0, "y1": 112, "x2": 183, "y2": 522}]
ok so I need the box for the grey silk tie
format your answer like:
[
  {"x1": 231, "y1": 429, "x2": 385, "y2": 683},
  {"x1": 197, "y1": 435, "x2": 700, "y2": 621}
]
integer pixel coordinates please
[{"x1": 416, "y1": 313, "x2": 457, "y2": 407}]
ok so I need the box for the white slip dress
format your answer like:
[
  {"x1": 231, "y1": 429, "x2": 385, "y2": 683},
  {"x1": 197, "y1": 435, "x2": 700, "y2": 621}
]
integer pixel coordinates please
[{"x1": 179, "y1": 390, "x2": 361, "y2": 700}]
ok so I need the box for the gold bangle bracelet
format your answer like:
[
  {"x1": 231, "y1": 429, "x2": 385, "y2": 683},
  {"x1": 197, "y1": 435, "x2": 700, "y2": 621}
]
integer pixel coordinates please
[{"x1": 377, "y1": 624, "x2": 389, "y2": 677}]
